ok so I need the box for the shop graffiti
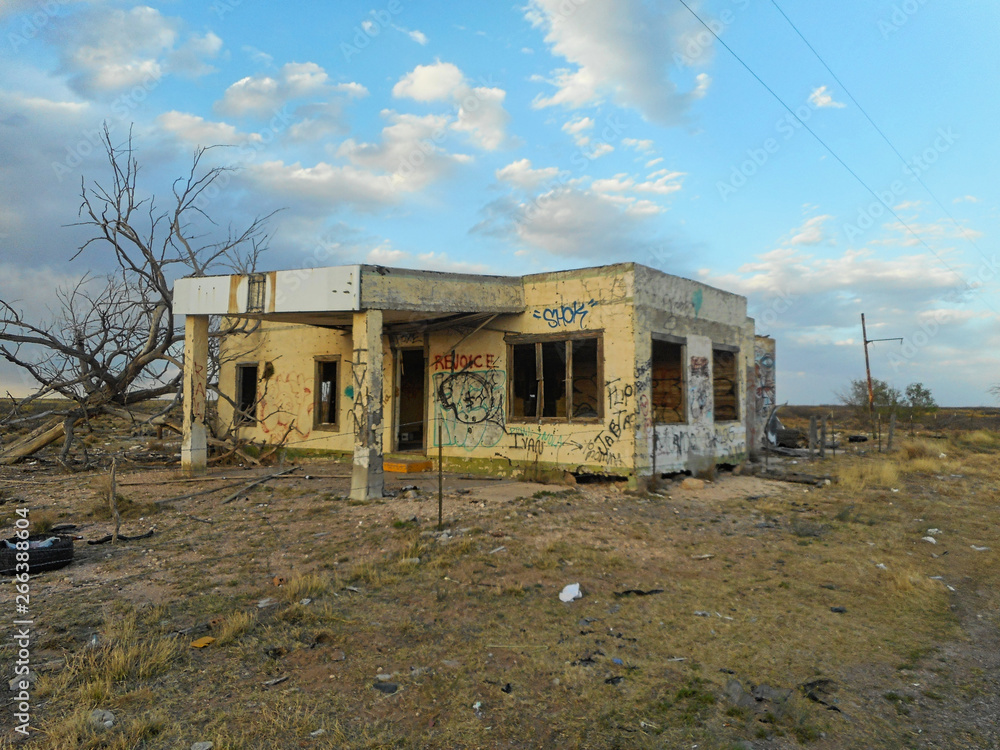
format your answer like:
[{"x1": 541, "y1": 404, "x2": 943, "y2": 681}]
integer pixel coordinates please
[
  {"x1": 532, "y1": 299, "x2": 596, "y2": 328},
  {"x1": 434, "y1": 369, "x2": 505, "y2": 450},
  {"x1": 432, "y1": 352, "x2": 498, "y2": 371}
]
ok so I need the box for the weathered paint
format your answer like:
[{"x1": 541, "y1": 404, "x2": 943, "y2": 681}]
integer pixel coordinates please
[
  {"x1": 181, "y1": 315, "x2": 209, "y2": 475},
  {"x1": 206, "y1": 262, "x2": 770, "y2": 481},
  {"x1": 349, "y1": 309, "x2": 384, "y2": 500}
]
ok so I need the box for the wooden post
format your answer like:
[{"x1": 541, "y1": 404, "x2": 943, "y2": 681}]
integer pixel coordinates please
[
  {"x1": 437, "y1": 422, "x2": 443, "y2": 530},
  {"x1": 888, "y1": 412, "x2": 897, "y2": 451},
  {"x1": 808, "y1": 416, "x2": 818, "y2": 458},
  {"x1": 652, "y1": 429, "x2": 658, "y2": 490},
  {"x1": 109, "y1": 458, "x2": 121, "y2": 545},
  {"x1": 820, "y1": 416, "x2": 827, "y2": 459},
  {"x1": 831, "y1": 419, "x2": 836, "y2": 458}
]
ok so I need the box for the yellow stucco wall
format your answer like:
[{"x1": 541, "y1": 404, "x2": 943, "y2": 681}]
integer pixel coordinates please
[{"x1": 216, "y1": 263, "x2": 759, "y2": 478}]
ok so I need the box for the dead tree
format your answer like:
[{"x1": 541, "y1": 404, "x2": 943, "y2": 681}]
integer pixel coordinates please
[{"x1": 0, "y1": 125, "x2": 275, "y2": 464}]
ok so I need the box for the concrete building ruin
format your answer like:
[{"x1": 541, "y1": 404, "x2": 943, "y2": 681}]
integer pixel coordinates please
[{"x1": 173, "y1": 263, "x2": 776, "y2": 499}]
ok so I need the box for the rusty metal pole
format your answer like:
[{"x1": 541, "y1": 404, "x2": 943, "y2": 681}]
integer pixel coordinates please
[
  {"x1": 437, "y1": 421, "x2": 443, "y2": 530},
  {"x1": 862, "y1": 313, "x2": 877, "y2": 439}
]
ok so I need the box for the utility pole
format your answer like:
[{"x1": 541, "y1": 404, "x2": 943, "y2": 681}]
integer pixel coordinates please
[{"x1": 861, "y1": 313, "x2": 903, "y2": 440}]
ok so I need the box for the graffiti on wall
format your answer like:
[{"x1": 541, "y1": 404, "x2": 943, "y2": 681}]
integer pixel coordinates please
[
  {"x1": 689, "y1": 355, "x2": 711, "y2": 421},
  {"x1": 434, "y1": 369, "x2": 505, "y2": 450},
  {"x1": 754, "y1": 348, "x2": 775, "y2": 419},
  {"x1": 654, "y1": 423, "x2": 747, "y2": 467},
  {"x1": 258, "y1": 372, "x2": 314, "y2": 441},
  {"x1": 583, "y1": 378, "x2": 635, "y2": 467},
  {"x1": 508, "y1": 425, "x2": 583, "y2": 457},
  {"x1": 432, "y1": 353, "x2": 498, "y2": 371},
  {"x1": 532, "y1": 299, "x2": 597, "y2": 328}
]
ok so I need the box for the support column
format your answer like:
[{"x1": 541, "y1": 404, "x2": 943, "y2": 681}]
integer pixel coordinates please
[
  {"x1": 350, "y1": 309, "x2": 384, "y2": 501},
  {"x1": 181, "y1": 315, "x2": 209, "y2": 476}
]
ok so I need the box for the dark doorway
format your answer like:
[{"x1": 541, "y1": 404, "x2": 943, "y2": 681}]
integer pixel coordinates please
[{"x1": 397, "y1": 349, "x2": 425, "y2": 451}]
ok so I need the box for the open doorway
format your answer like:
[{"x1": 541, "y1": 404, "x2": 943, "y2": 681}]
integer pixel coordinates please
[{"x1": 396, "y1": 348, "x2": 426, "y2": 452}]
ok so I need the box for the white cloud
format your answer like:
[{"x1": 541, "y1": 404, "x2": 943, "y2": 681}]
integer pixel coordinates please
[
  {"x1": 646, "y1": 157, "x2": 663, "y2": 168},
  {"x1": 157, "y1": 111, "x2": 261, "y2": 146},
  {"x1": 953, "y1": 195, "x2": 979, "y2": 204},
  {"x1": 496, "y1": 159, "x2": 562, "y2": 190},
  {"x1": 392, "y1": 61, "x2": 511, "y2": 151},
  {"x1": 393, "y1": 26, "x2": 428, "y2": 45},
  {"x1": 392, "y1": 61, "x2": 465, "y2": 102},
  {"x1": 623, "y1": 138, "x2": 654, "y2": 153},
  {"x1": 53, "y1": 6, "x2": 220, "y2": 96},
  {"x1": 809, "y1": 86, "x2": 845, "y2": 109},
  {"x1": 784, "y1": 214, "x2": 833, "y2": 246},
  {"x1": 526, "y1": 0, "x2": 709, "y2": 125},
  {"x1": 216, "y1": 62, "x2": 366, "y2": 117}
]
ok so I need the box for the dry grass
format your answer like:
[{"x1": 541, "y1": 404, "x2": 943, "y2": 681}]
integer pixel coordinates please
[
  {"x1": 11, "y1": 429, "x2": 1000, "y2": 748},
  {"x1": 836, "y1": 458, "x2": 901, "y2": 490}
]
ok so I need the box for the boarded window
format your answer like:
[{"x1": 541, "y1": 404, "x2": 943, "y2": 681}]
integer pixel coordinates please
[
  {"x1": 235, "y1": 364, "x2": 258, "y2": 424},
  {"x1": 315, "y1": 359, "x2": 338, "y2": 427},
  {"x1": 247, "y1": 274, "x2": 266, "y2": 313},
  {"x1": 713, "y1": 347, "x2": 739, "y2": 421},
  {"x1": 651, "y1": 339, "x2": 684, "y2": 424},
  {"x1": 509, "y1": 335, "x2": 601, "y2": 422}
]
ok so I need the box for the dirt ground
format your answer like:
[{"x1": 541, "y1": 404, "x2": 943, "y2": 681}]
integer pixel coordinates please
[{"x1": 1, "y1": 432, "x2": 999, "y2": 749}]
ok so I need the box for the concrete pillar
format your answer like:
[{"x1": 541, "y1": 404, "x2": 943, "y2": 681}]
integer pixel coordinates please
[
  {"x1": 181, "y1": 315, "x2": 209, "y2": 476},
  {"x1": 350, "y1": 309, "x2": 384, "y2": 501}
]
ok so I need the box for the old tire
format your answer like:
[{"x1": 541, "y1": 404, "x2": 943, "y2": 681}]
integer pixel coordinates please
[{"x1": 0, "y1": 535, "x2": 74, "y2": 575}]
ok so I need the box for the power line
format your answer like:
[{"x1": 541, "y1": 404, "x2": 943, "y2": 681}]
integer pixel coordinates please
[
  {"x1": 769, "y1": 0, "x2": 992, "y2": 266},
  {"x1": 674, "y1": 0, "x2": 973, "y2": 296}
]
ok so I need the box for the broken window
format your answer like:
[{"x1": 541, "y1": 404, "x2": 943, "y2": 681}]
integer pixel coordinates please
[
  {"x1": 315, "y1": 359, "x2": 339, "y2": 428},
  {"x1": 651, "y1": 338, "x2": 684, "y2": 424},
  {"x1": 508, "y1": 334, "x2": 601, "y2": 422},
  {"x1": 235, "y1": 364, "x2": 258, "y2": 424},
  {"x1": 713, "y1": 347, "x2": 739, "y2": 421}
]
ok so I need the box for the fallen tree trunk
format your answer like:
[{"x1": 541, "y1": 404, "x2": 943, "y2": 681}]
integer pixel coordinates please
[{"x1": 0, "y1": 418, "x2": 66, "y2": 465}]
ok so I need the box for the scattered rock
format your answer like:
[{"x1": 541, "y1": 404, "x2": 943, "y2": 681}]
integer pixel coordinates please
[
  {"x1": 971, "y1": 545, "x2": 990, "y2": 552},
  {"x1": 691, "y1": 553, "x2": 715, "y2": 560},
  {"x1": 330, "y1": 649, "x2": 346, "y2": 661},
  {"x1": 605, "y1": 676, "x2": 624, "y2": 685},
  {"x1": 801, "y1": 678, "x2": 841, "y2": 712},
  {"x1": 89, "y1": 709, "x2": 115, "y2": 729},
  {"x1": 299, "y1": 598, "x2": 312, "y2": 606},
  {"x1": 559, "y1": 583, "x2": 582, "y2": 602},
  {"x1": 310, "y1": 729, "x2": 326, "y2": 737},
  {"x1": 8, "y1": 672, "x2": 36, "y2": 691},
  {"x1": 724, "y1": 679, "x2": 757, "y2": 710},
  {"x1": 693, "y1": 611, "x2": 711, "y2": 617},
  {"x1": 501, "y1": 683, "x2": 512, "y2": 694},
  {"x1": 257, "y1": 597, "x2": 279, "y2": 609},
  {"x1": 921, "y1": 536, "x2": 937, "y2": 544},
  {"x1": 400, "y1": 557, "x2": 421, "y2": 565},
  {"x1": 375, "y1": 673, "x2": 393, "y2": 682},
  {"x1": 752, "y1": 684, "x2": 792, "y2": 703},
  {"x1": 191, "y1": 742, "x2": 214, "y2": 750},
  {"x1": 373, "y1": 682, "x2": 398, "y2": 695},
  {"x1": 830, "y1": 606, "x2": 847, "y2": 614},
  {"x1": 681, "y1": 478, "x2": 705, "y2": 490},
  {"x1": 263, "y1": 676, "x2": 288, "y2": 687}
]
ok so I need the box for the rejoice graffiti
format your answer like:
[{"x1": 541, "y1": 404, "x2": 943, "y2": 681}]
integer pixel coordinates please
[{"x1": 432, "y1": 353, "x2": 498, "y2": 371}]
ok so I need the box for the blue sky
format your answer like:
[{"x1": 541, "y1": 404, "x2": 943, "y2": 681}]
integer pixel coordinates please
[{"x1": 0, "y1": 0, "x2": 997, "y2": 405}]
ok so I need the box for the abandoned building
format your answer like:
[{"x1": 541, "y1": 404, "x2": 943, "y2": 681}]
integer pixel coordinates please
[{"x1": 173, "y1": 262, "x2": 776, "y2": 499}]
